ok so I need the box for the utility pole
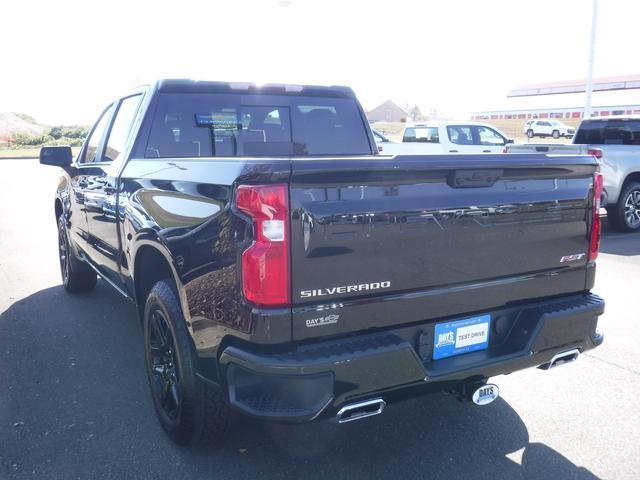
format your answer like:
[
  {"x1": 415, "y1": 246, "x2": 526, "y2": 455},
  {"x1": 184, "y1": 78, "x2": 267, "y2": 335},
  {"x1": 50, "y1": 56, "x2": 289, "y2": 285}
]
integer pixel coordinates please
[{"x1": 584, "y1": 0, "x2": 599, "y2": 118}]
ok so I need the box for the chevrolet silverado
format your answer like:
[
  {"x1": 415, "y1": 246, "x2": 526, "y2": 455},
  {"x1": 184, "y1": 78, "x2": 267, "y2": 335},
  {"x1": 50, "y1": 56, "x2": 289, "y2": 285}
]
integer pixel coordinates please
[{"x1": 40, "y1": 79, "x2": 604, "y2": 446}]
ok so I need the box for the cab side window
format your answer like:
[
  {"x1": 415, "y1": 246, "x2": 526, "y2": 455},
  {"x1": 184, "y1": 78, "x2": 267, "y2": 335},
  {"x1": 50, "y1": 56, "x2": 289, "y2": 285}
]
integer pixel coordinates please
[
  {"x1": 80, "y1": 104, "x2": 115, "y2": 164},
  {"x1": 447, "y1": 126, "x2": 473, "y2": 145},
  {"x1": 104, "y1": 95, "x2": 143, "y2": 163},
  {"x1": 475, "y1": 126, "x2": 506, "y2": 145}
]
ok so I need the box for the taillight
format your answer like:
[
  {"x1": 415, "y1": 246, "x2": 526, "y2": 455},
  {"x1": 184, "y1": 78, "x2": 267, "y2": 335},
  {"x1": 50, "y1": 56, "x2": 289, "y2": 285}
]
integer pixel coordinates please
[
  {"x1": 587, "y1": 148, "x2": 603, "y2": 160},
  {"x1": 236, "y1": 184, "x2": 290, "y2": 307},
  {"x1": 589, "y1": 172, "x2": 603, "y2": 261}
]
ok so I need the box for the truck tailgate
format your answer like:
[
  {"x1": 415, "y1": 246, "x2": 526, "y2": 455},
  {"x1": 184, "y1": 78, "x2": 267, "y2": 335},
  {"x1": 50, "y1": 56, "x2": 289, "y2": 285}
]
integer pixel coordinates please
[{"x1": 289, "y1": 154, "x2": 598, "y2": 340}]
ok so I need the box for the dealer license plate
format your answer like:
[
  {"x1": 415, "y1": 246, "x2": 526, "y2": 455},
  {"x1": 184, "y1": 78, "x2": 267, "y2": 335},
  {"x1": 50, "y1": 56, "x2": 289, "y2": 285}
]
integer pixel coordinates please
[{"x1": 433, "y1": 314, "x2": 491, "y2": 360}]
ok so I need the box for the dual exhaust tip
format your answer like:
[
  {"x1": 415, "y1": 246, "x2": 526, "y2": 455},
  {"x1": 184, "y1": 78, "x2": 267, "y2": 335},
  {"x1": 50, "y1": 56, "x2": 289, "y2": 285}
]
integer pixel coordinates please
[
  {"x1": 335, "y1": 348, "x2": 580, "y2": 423},
  {"x1": 336, "y1": 398, "x2": 386, "y2": 423},
  {"x1": 540, "y1": 348, "x2": 581, "y2": 370},
  {"x1": 334, "y1": 384, "x2": 501, "y2": 423},
  {"x1": 336, "y1": 382, "x2": 501, "y2": 423}
]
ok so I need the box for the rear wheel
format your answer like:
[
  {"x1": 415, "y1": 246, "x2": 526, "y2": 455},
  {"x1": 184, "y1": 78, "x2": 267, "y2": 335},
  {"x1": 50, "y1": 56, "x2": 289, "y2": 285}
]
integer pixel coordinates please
[
  {"x1": 58, "y1": 216, "x2": 97, "y2": 293},
  {"x1": 143, "y1": 280, "x2": 231, "y2": 445},
  {"x1": 607, "y1": 182, "x2": 640, "y2": 232},
  {"x1": 552, "y1": 130, "x2": 560, "y2": 139},
  {"x1": 527, "y1": 129, "x2": 534, "y2": 139}
]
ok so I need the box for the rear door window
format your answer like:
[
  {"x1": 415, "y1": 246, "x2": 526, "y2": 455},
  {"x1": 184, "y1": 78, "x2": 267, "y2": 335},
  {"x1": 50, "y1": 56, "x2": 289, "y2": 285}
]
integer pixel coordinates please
[
  {"x1": 80, "y1": 104, "x2": 115, "y2": 164},
  {"x1": 447, "y1": 125, "x2": 474, "y2": 145},
  {"x1": 104, "y1": 94, "x2": 143, "y2": 163},
  {"x1": 574, "y1": 119, "x2": 640, "y2": 145},
  {"x1": 145, "y1": 93, "x2": 371, "y2": 157}
]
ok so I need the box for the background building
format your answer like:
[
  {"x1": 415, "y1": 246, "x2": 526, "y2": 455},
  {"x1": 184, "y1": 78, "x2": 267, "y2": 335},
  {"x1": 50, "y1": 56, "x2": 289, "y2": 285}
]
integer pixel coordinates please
[
  {"x1": 366, "y1": 100, "x2": 407, "y2": 123},
  {"x1": 471, "y1": 74, "x2": 640, "y2": 139}
]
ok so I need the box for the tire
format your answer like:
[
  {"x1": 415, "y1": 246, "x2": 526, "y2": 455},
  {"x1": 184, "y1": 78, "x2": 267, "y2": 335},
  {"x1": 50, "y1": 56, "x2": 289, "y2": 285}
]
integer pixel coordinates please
[
  {"x1": 527, "y1": 129, "x2": 534, "y2": 139},
  {"x1": 607, "y1": 182, "x2": 640, "y2": 233},
  {"x1": 143, "y1": 280, "x2": 231, "y2": 445},
  {"x1": 552, "y1": 130, "x2": 560, "y2": 139},
  {"x1": 57, "y1": 216, "x2": 97, "y2": 293}
]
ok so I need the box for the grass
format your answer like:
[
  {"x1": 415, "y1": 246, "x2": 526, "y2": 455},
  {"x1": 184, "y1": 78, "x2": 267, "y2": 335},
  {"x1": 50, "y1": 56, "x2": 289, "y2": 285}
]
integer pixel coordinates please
[
  {"x1": 0, "y1": 147, "x2": 81, "y2": 159},
  {"x1": 0, "y1": 148, "x2": 42, "y2": 158}
]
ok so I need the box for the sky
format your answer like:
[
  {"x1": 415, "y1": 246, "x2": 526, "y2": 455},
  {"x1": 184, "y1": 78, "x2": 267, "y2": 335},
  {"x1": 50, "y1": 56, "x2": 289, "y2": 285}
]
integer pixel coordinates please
[{"x1": 1, "y1": 0, "x2": 639, "y2": 125}]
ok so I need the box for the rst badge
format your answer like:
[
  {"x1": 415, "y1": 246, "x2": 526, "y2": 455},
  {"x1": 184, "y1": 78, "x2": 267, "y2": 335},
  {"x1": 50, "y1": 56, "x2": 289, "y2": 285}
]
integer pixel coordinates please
[{"x1": 560, "y1": 253, "x2": 586, "y2": 263}]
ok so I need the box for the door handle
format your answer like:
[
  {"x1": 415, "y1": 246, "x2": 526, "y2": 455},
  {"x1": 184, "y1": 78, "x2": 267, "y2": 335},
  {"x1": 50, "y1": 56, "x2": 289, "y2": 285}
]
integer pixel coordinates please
[
  {"x1": 482, "y1": 150, "x2": 491, "y2": 153},
  {"x1": 449, "y1": 150, "x2": 458, "y2": 153}
]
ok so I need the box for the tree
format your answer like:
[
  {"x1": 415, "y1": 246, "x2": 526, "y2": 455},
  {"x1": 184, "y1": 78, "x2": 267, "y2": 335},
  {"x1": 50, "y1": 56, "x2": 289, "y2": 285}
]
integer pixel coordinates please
[
  {"x1": 49, "y1": 126, "x2": 64, "y2": 139},
  {"x1": 408, "y1": 104, "x2": 422, "y2": 122}
]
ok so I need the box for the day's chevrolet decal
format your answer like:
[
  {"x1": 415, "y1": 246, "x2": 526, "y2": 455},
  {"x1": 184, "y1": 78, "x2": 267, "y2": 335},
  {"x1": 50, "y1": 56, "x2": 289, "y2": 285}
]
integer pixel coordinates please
[
  {"x1": 305, "y1": 314, "x2": 340, "y2": 328},
  {"x1": 300, "y1": 281, "x2": 391, "y2": 299}
]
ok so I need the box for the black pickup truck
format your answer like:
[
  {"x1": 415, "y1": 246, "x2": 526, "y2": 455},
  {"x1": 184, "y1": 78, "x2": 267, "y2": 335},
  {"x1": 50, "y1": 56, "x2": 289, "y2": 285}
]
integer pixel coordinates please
[{"x1": 41, "y1": 79, "x2": 604, "y2": 446}]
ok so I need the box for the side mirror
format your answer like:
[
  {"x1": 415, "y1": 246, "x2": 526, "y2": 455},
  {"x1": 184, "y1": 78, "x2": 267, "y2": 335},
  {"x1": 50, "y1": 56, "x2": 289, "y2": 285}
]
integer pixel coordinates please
[
  {"x1": 506, "y1": 138, "x2": 514, "y2": 144},
  {"x1": 40, "y1": 146, "x2": 73, "y2": 167}
]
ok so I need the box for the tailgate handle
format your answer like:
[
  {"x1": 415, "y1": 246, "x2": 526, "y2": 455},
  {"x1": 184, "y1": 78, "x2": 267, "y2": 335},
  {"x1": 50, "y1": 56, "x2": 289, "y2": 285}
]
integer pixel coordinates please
[
  {"x1": 448, "y1": 169, "x2": 503, "y2": 188},
  {"x1": 535, "y1": 146, "x2": 550, "y2": 152}
]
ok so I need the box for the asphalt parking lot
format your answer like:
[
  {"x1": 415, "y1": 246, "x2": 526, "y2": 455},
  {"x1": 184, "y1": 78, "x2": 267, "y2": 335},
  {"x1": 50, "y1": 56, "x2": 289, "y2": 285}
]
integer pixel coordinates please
[{"x1": 1, "y1": 159, "x2": 639, "y2": 480}]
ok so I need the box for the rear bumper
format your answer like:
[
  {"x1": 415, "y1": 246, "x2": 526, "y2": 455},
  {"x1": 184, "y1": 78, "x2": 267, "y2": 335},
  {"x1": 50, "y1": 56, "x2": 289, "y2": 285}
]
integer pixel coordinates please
[{"x1": 217, "y1": 293, "x2": 604, "y2": 422}]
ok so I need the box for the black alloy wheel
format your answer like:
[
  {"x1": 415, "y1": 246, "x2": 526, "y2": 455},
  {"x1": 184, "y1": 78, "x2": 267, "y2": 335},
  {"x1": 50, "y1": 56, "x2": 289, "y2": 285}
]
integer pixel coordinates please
[
  {"x1": 57, "y1": 216, "x2": 97, "y2": 293},
  {"x1": 143, "y1": 280, "x2": 231, "y2": 445},
  {"x1": 147, "y1": 308, "x2": 182, "y2": 423}
]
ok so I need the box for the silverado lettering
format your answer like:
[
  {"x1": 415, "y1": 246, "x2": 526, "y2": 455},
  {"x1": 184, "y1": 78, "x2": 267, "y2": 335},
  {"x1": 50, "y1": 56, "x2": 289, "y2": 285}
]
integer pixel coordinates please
[{"x1": 300, "y1": 281, "x2": 391, "y2": 298}]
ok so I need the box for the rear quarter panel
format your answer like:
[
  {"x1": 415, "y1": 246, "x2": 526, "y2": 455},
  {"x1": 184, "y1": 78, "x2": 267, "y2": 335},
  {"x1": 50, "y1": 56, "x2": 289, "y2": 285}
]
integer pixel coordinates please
[{"x1": 119, "y1": 157, "x2": 292, "y2": 356}]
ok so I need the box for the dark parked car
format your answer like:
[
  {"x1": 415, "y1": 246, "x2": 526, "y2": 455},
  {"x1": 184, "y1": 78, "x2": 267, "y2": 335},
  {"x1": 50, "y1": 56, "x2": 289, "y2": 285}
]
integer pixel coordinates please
[{"x1": 41, "y1": 79, "x2": 604, "y2": 446}]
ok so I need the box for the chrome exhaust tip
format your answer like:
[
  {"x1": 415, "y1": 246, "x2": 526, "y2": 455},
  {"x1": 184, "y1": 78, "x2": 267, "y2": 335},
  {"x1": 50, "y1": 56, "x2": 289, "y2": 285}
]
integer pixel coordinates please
[
  {"x1": 336, "y1": 398, "x2": 386, "y2": 423},
  {"x1": 540, "y1": 348, "x2": 581, "y2": 370}
]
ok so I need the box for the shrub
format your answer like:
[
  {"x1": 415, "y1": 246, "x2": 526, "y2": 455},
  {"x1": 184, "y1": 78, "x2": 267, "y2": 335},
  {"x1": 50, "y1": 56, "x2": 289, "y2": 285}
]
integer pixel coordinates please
[
  {"x1": 11, "y1": 125, "x2": 89, "y2": 147},
  {"x1": 11, "y1": 133, "x2": 54, "y2": 146},
  {"x1": 49, "y1": 125, "x2": 89, "y2": 140}
]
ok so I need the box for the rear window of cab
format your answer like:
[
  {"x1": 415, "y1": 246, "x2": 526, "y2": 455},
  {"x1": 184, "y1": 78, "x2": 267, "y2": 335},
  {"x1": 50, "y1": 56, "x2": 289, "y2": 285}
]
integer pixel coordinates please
[
  {"x1": 574, "y1": 119, "x2": 640, "y2": 145},
  {"x1": 402, "y1": 127, "x2": 439, "y2": 143},
  {"x1": 144, "y1": 93, "x2": 371, "y2": 157}
]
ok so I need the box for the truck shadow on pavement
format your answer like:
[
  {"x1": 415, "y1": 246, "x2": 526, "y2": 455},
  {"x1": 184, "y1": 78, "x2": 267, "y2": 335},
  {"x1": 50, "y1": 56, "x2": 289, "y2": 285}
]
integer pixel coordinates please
[{"x1": 0, "y1": 282, "x2": 599, "y2": 480}]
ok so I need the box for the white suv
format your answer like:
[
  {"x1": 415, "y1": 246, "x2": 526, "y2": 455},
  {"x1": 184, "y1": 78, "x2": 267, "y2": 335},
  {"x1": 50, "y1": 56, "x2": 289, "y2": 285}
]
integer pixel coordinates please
[{"x1": 524, "y1": 120, "x2": 575, "y2": 139}]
